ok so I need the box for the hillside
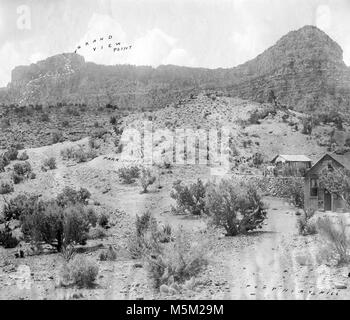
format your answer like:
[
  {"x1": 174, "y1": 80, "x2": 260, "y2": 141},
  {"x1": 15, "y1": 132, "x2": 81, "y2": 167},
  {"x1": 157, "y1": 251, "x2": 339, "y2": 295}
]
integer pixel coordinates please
[{"x1": 1, "y1": 26, "x2": 350, "y2": 115}]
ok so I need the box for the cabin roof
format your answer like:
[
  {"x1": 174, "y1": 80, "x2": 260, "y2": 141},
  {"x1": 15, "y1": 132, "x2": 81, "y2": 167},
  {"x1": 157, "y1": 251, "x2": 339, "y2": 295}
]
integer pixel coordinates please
[
  {"x1": 306, "y1": 153, "x2": 350, "y2": 176},
  {"x1": 271, "y1": 154, "x2": 312, "y2": 163}
]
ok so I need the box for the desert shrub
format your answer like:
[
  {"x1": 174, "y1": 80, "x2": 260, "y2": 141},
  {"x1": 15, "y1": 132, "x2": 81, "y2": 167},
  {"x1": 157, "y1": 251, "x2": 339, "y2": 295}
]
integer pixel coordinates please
[
  {"x1": 12, "y1": 173, "x2": 24, "y2": 184},
  {"x1": 13, "y1": 161, "x2": 32, "y2": 176},
  {"x1": 98, "y1": 213, "x2": 109, "y2": 229},
  {"x1": 60, "y1": 255, "x2": 99, "y2": 288},
  {"x1": 42, "y1": 157, "x2": 57, "y2": 171},
  {"x1": 139, "y1": 167, "x2": 156, "y2": 193},
  {"x1": 286, "y1": 179, "x2": 304, "y2": 208},
  {"x1": 110, "y1": 116, "x2": 117, "y2": 125},
  {"x1": 345, "y1": 137, "x2": 350, "y2": 148},
  {"x1": 127, "y1": 212, "x2": 161, "y2": 259},
  {"x1": 61, "y1": 146, "x2": 97, "y2": 163},
  {"x1": 205, "y1": 179, "x2": 267, "y2": 236},
  {"x1": 156, "y1": 224, "x2": 173, "y2": 243},
  {"x1": 170, "y1": 179, "x2": 207, "y2": 215},
  {"x1": 56, "y1": 187, "x2": 91, "y2": 207},
  {"x1": 17, "y1": 151, "x2": 29, "y2": 161},
  {"x1": 0, "y1": 181, "x2": 14, "y2": 194},
  {"x1": 74, "y1": 147, "x2": 97, "y2": 163},
  {"x1": 248, "y1": 106, "x2": 276, "y2": 125},
  {"x1": 117, "y1": 165, "x2": 140, "y2": 184},
  {"x1": 302, "y1": 118, "x2": 313, "y2": 135},
  {"x1": 40, "y1": 113, "x2": 50, "y2": 122},
  {"x1": 21, "y1": 202, "x2": 92, "y2": 252},
  {"x1": 60, "y1": 245, "x2": 76, "y2": 262},
  {"x1": 99, "y1": 245, "x2": 117, "y2": 261},
  {"x1": 145, "y1": 228, "x2": 208, "y2": 289},
  {"x1": 60, "y1": 146, "x2": 76, "y2": 160},
  {"x1": 0, "y1": 155, "x2": 10, "y2": 172},
  {"x1": 92, "y1": 128, "x2": 108, "y2": 139},
  {"x1": 88, "y1": 137, "x2": 100, "y2": 149},
  {"x1": 4, "y1": 148, "x2": 18, "y2": 161},
  {"x1": 0, "y1": 223, "x2": 19, "y2": 248},
  {"x1": 88, "y1": 226, "x2": 107, "y2": 239},
  {"x1": 316, "y1": 216, "x2": 350, "y2": 265},
  {"x1": 2, "y1": 194, "x2": 39, "y2": 221},
  {"x1": 252, "y1": 152, "x2": 264, "y2": 167},
  {"x1": 297, "y1": 209, "x2": 317, "y2": 236},
  {"x1": 52, "y1": 131, "x2": 64, "y2": 144}
]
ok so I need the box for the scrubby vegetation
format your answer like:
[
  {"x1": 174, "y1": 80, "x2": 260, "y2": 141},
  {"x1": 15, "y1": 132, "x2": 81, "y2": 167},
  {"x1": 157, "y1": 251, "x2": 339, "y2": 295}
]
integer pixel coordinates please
[
  {"x1": 145, "y1": 227, "x2": 209, "y2": 289},
  {"x1": 61, "y1": 145, "x2": 98, "y2": 163},
  {"x1": 0, "y1": 187, "x2": 94, "y2": 251},
  {"x1": 42, "y1": 157, "x2": 57, "y2": 171},
  {"x1": 317, "y1": 216, "x2": 350, "y2": 265},
  {"x1": 117, "y1": 165, "x2": 140, "y2": 184},
  {"x1": 297, "y1": 209, "x2": 317, "y2": 236},
  {"x1": 12, "y1": 161, "x2": 33, "y2": 184},
  {"x1": 139, "y1": 167, "x2": 156, "y2": 193},
  {"x1": 60, "y1": 255, "x2": 99, "y2": 288},
  {"x1": 0, "y1": 181, "x2": 14, "y2": 195},
  {"x1": 205, "y1": 179, "x2": 267, "y2": 236},
  {"x1": 170, "y1": 179, "x2": 207, "y2": 215}
]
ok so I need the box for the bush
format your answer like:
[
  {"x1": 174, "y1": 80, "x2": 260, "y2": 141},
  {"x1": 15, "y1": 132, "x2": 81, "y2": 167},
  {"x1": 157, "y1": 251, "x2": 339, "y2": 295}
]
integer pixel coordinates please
[
  {"x1": 12, "y1": 173, "x2": 24, "y2": 184},
  {"x1": 117, "y1": 166, "x2": 140, "y2": 184},
  {"x1": 61, "y1": 146, "x2": 97, "y2": 163},
  {"x1": 40, "y1": 113, "x2": 50, "y2": 122},
  {"x1": 156, "y1": 224, "x2": 172, "y2": 243},
  {"x1": 60, "y1": 256, "x2": 99, "y2": 288},
  {"x1": 316, "y1": 216, "x2": 350, "y2": 265},
  {"x1": 2, "y1": 194, "x2": 39, "y2": 221},
  {"x1": 127, "y1": 212, "x2": 161, "y2": 259},
  {"x1": 21, "y1": 202, "x2": 92, "y2": 252},
  {"x1": 42, "y1": 157, "x2": 57, "y2": 171},
  {"x1": 98, "y1": 213, "x2": 109, "y2": 229},
  {"x1": 17, "y1": 151, "x2": 29, "y2": 161},
  {"x1": 56, "y1": 187, "x2": 91, "y2": 207},
  {"x1": 4, "y1": 148, "x2": 18, "y2": 161},
  {"x1": 170, "y1": 179, "x2": 207, "y2": 215},
  {"x1": 286, "y1": 179, "x2": 304, "y2": 208},
  {"x1": 13, "y1": 161, "x2": 32, "y2": 176},
  {"x1": 60, "y1": 245, "x2": 76, "y2": 262},
  {"x1": 0, "y1": 181, "x2": 14, "y2": 194},
  {"x1": 99, "y1": 245, "x2": 117, "y2": 261},
  {"x1": 302, "y1": 118, "x2": 313, "y2": 135},
  {"x1": 145, "y1": 228, "x2": 208, "y2": 289},
  {"x1": 0, "y1": 155, "x2": 10, "y2": 172},
  {"x1": 110, "y1": 116, "x2": 117, "y2": 125},
  {"x1": 88, "y1": 137, "x2": 100, "y2": 149},
  {"x1": 52, "y1": 131, "x2": 64, "y2": 144},
  {"x1": 139, "y1": 167, "x2": 156, "y2": 193},
  {"x1": 205, "y1": 180, "x2": 267, "y2": 236},
  {"x1": 297, "y1": 209, "x2": 317, "y2": 236},
  {"x1": 0, "y1": 224, "x2": 19, "y2": 248}
]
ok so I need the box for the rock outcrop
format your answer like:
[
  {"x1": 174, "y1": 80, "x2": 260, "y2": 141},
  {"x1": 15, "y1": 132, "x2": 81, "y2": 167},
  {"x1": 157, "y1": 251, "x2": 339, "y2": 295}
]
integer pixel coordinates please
[{"x1": 1, "y1": 25, "x2": 350, "y2": 114}]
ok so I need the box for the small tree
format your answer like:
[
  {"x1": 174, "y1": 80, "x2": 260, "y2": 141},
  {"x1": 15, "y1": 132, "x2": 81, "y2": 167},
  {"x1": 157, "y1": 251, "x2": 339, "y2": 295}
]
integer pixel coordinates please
[
  {"x1": 170, "y1": 179, "x2": 207, "y2": 215},
  {"x1": 318, "y1": 166, "x2": 350, "y2": 208},
  {"x1": 139, "y1": 167, "x2": 156, "y2": 193},
  {"x1": 205, "y1": 179, "x2": 267, "y2": 236}
]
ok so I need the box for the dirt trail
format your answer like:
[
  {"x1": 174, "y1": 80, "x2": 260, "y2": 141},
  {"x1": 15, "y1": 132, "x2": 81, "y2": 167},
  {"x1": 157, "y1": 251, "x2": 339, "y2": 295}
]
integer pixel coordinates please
[{"x1": 222, "y1": 198, "x2": 346, "y2": 300}]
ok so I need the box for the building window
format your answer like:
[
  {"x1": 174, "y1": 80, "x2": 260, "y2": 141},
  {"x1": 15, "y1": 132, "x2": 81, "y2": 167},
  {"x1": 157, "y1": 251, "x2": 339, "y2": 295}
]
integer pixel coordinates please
[{"x1": 310, "y1": 178, "x2": 318, "y2": 197}]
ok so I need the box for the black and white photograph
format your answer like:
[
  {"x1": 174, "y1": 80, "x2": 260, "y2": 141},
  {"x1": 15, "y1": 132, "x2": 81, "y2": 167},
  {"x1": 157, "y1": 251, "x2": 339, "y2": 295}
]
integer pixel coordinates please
[{"x1": 1, "y1": 0, "x2": 350, "y2": 302}]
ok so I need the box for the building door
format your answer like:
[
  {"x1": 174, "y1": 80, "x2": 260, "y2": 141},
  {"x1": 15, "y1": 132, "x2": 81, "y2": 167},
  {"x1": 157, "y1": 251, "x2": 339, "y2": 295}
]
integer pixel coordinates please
[{"x1": 324, "y1": 190, "x2": 332, "y2": 211}]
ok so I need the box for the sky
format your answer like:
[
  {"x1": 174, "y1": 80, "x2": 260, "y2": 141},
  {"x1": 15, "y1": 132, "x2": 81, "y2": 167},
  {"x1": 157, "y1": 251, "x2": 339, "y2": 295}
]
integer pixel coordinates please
[{"x1": 0, "y1": 0, "x2": 350, "y2": 87}]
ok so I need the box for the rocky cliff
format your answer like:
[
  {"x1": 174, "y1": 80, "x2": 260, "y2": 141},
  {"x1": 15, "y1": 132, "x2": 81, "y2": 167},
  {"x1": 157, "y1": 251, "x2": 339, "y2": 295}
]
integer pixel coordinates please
[{"x1": 1, "y1": 25, "x2": 350, "y2": 114}]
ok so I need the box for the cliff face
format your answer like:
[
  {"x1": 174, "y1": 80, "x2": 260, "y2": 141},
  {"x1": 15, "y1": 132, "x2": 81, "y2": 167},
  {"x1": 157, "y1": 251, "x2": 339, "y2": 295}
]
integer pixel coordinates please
[
  {"x1": 225, "y1": 25, "x2": 350, "y2": 113},
  {"x1": 2, "y1": 25, "x2": 350, "y2": 114}
]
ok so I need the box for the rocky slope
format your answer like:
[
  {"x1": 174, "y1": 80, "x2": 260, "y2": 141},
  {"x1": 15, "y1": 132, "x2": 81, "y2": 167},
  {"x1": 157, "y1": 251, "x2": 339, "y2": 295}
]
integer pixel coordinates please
[{"x1": 1, "y1": 26, "x2": 350, "y2": 114}]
